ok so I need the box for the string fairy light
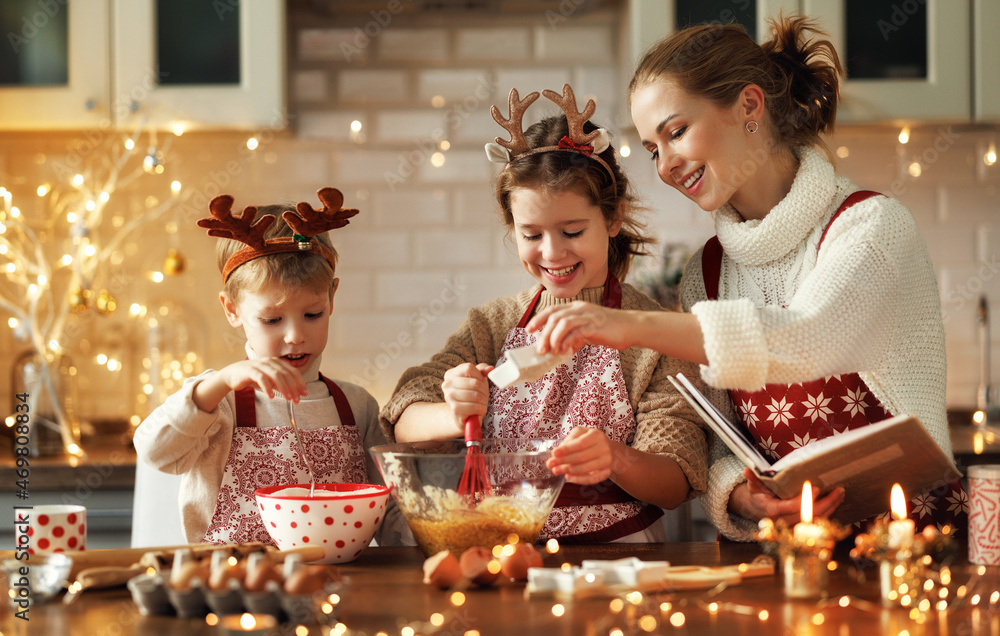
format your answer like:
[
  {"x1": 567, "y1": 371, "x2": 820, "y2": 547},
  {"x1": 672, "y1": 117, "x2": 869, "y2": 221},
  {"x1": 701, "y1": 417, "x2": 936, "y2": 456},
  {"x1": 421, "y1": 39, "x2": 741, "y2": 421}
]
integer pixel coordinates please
[{"x1": 0, "y1": 109, "x2": 192, "y2": 454}]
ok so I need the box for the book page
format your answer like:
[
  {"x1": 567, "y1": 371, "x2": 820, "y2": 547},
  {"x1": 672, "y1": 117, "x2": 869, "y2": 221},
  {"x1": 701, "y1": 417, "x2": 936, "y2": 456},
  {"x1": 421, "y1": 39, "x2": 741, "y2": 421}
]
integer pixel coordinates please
[{"x1": 670, "y1": 374, "x2": 772, "y2": 474}]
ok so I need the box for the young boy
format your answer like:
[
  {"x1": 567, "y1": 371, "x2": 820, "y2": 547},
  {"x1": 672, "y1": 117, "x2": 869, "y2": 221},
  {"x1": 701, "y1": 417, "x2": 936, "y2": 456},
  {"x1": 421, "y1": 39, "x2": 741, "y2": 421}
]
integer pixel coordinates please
[{"x1": 134, "y1": 188, "x2": 409, "y2": 546}]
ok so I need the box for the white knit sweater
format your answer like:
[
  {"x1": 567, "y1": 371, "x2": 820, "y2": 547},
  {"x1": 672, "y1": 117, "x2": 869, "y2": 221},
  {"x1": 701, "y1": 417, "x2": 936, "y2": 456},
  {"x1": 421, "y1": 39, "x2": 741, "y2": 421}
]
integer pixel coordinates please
[{"x1": 681, "y1": 146, "x2": 950, "y2": 541}]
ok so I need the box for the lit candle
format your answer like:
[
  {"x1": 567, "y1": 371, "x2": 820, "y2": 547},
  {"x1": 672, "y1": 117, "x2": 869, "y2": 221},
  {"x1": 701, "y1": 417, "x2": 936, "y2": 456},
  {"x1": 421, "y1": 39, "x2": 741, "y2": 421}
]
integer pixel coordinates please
[
  {"x1": 887, "y1": 483, "x2": 914, "y2": 550},
  {"x1": 793, "y1": 481, "x2": 826, "y2": 543},
  {"x1": 216, "y1": 612, "x2": 277, "y2": 635}
]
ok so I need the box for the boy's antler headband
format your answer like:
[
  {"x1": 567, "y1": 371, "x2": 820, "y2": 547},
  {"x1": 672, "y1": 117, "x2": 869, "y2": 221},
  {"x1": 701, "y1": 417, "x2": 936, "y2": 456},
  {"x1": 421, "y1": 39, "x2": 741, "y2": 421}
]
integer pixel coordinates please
[
  {"x1": 197, "y1": 187, "x2": 359, "y2": 282},
  {"x1": 484, "y1": 84, "x2": 616, "y2": 189}
]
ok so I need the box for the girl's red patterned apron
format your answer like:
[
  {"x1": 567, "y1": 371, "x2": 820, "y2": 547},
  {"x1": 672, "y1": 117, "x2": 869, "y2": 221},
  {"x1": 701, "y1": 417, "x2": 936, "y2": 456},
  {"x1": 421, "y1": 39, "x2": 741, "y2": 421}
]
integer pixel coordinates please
[
  {"x1": 702, "y1": 190, "x2": 967, "y2": 531},
  {"x1": 202, "y1": 375, "x2": 368, "y2": 544},
  {"x1": 483, "y1": 273, "x2": 664, "y2": 543}
]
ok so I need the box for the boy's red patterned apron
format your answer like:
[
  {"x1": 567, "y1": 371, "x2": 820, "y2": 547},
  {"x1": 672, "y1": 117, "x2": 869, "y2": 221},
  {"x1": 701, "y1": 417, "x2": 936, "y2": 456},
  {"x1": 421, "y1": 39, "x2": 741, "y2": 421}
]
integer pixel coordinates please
[
  {"x1": 702, "y1": 190, "x2": 967, "y2": 531},
  {"x1": 483, "y1": 273, "x2": 664, "y2": 543},
  {"x1": 202, "y1": 375, "x2": 368, "y2": 544}
]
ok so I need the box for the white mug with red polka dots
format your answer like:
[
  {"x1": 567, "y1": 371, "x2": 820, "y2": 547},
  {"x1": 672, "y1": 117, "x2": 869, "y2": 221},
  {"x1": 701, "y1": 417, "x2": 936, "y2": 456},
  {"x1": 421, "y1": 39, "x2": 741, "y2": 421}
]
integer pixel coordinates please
[{"x1": 26, "y1": 505, "x2": 86, "y2": 554}]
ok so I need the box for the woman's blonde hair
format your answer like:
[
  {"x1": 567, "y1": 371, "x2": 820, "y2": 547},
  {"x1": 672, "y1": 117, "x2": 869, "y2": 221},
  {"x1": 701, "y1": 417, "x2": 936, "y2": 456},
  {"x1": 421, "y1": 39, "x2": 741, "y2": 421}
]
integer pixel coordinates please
[
  {"x1": 628, "y1": 14, "x2": 843, "y2": 152},
  {"x1": 494, "y1": 115, "x2": 653, "y2": 281},
  {"x1": 216, "y1": 204, "x2": 337, "y2": 303}
]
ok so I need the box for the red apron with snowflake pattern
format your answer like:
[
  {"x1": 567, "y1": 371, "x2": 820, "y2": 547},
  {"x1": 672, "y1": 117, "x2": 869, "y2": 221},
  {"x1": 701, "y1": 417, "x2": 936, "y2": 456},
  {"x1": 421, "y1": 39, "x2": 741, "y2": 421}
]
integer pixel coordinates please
[
  {"x1": 482, "y1": 273, "x2": 664, "y2": 543},
  {"x1": 202, "y1": 375, "x2": 368, "y2": 544},
  {"x1": 702, "y1": 190, "x2": 967, "y2": 532}
]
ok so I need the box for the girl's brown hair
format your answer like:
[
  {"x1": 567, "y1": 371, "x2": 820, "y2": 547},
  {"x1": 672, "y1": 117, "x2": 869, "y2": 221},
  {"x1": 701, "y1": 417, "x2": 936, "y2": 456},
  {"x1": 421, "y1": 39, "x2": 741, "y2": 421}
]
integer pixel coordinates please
[
  {"x1": 216, "y1": 204, "x2": 337, "y2": 304},
  {"x1": 628, "y1": 14, "x2": 843, "y2": 151},
  {"x1": 494, "y1": 115, "x2": 653, "y2": 281}
]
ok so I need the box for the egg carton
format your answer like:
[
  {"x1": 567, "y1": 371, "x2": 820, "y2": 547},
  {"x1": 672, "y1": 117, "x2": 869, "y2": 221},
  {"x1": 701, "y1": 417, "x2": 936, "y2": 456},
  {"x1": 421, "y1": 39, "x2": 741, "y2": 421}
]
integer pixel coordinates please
[{"x1": 126, "y1": 551, "x2": 345, "y2": 624}]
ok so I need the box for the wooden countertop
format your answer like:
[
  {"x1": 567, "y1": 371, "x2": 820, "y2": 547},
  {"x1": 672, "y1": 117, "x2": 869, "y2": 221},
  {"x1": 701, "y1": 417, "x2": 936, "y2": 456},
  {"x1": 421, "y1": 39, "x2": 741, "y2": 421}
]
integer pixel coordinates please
[{"x1": 3, "y1": 543, "x2": 993, "y2": 635}]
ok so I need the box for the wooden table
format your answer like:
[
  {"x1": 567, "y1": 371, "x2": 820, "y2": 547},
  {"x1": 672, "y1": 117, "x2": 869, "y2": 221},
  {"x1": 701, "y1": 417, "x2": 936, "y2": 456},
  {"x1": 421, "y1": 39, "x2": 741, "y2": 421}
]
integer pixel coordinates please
[{"x1": 2, "y1": 543, "x2": 996, "y2": 635}]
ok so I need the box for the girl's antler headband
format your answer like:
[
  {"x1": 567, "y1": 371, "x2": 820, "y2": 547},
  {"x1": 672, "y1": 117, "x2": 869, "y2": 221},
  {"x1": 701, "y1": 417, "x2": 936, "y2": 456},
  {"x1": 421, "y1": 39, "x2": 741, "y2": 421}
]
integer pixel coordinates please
[
  {"x1": 197, "y1": 187, "x2": 359, "y2": 282},
  {"x1": 484, "y1": 84, "x2": 616, "y2": 189}
]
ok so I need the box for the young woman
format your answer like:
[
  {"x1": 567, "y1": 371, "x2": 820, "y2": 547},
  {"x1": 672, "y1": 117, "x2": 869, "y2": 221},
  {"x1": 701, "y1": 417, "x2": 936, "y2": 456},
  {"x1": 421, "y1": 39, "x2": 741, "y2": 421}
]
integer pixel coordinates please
[{"x1": 527, "y1": 18, "x2": 966, "y2": 540}]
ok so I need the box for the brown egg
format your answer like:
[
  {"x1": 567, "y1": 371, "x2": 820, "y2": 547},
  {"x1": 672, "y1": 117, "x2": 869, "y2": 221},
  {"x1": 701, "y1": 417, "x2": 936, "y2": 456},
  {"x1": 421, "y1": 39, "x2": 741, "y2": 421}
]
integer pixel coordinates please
[
  {"x1": 244, "y1": 556, "x2": 283, "y2": 593},
  {"x1": 459, "y1": 547, "x2": 500, "y2": 587},
  {"x1": 209, "y1": 555, "x2": 247, "y2": 591},
  {"x1": 422, "y1": 550, "x2": 462, "y2": 588},
  {"x1": 284, "y1": 565, "x2": 338, "y2": 596},
  {"x1": 500, "y1": 543, "x2": 543, "y2": 581},
  {"x1": 169, "y1": 559, "x2": 209, "y2": 590}
]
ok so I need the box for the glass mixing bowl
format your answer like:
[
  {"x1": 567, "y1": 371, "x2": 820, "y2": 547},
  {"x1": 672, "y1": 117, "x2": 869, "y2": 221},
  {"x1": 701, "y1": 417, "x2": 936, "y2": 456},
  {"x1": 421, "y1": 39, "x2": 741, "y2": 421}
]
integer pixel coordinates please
[{"x1": 370, "y1": 439, "x2": 565, "y2": 556}]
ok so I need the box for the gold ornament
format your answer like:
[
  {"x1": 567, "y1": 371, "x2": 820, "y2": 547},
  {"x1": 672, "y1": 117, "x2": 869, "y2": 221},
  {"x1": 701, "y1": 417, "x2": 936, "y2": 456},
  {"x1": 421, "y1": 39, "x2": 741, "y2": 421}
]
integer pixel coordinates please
[
  {"x1": 68, "y1": 288, "x2": 91, "y2": 312},
  {"x1": 163, "y1": 248, "x2": 186, "y2": 276},
  {"x1": 95, "y1": 289, "x2": 117, "y2": 316}
]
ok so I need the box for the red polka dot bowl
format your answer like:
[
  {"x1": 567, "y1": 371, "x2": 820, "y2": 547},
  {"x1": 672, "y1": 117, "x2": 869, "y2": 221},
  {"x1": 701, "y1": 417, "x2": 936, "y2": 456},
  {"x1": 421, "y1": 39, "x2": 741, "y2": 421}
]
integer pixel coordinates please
[{"x1": 254, "y1": 483, "x2": 391, "y2": 564}]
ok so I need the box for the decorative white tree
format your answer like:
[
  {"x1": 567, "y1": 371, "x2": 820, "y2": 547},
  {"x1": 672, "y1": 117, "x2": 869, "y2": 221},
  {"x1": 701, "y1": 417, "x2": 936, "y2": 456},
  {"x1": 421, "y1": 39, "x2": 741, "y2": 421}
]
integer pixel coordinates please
[{"x1": 0, "y1": 117, "x2": 190, "y2": 455}]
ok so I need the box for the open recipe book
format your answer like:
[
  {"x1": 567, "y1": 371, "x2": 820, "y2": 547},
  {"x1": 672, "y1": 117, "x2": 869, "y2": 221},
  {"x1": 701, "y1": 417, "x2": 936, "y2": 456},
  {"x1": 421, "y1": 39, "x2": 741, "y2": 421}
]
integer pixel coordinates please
[{"x1": 668, "y1": 373, "x2": 963, "y2": 524}]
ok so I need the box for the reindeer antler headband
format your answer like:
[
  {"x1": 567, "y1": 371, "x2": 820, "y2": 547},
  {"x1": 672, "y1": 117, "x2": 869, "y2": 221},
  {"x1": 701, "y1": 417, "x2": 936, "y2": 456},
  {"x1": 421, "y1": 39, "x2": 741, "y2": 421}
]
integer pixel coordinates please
[
  {"x1": 197, "y1": 187, "x2": 359, "y2": 282},
  {"x1": 484, "y1": 84, "x2": 616, "y2": 189}
]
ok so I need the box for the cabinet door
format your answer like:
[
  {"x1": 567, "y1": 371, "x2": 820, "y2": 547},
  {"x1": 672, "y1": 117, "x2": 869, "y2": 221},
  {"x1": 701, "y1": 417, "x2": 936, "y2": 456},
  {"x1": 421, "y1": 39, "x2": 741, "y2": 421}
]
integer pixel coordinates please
[
  {"x1": 974, "y1": 0, "x2": 1000, "y2": 122},
  {"x1": 113, "y1": 0, "x2": 285, "y2": 131},
  {"x1": 629, "y1": 0, "x2": 800, "y2": 64},
  {"x1": 800, "y1": 0, "x2": 970, "y2": 122},
  {"x1": 0, "y1": 0, "x2": 111, "y2": 130}
]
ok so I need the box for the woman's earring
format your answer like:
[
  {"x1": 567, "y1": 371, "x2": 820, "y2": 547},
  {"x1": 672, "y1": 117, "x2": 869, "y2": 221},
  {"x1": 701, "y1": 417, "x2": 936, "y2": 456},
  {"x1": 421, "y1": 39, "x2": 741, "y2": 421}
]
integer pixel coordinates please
[{"x1": 745, "y1": 120, "x2": 759, "y2": 134}]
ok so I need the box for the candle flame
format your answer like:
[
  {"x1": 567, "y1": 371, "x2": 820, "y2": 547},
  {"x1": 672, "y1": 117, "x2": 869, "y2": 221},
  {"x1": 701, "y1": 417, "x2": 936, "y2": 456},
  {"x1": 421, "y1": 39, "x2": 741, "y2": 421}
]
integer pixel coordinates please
[
  {"x1": 240, "y1": 613, "x2": 256, "y2": 629},
  {"x1": 800, "y1": 480, "x2": 813, "y2": 523},
  {"x1": 890, "y1": 483, "x2": 907, "y2": 521}
]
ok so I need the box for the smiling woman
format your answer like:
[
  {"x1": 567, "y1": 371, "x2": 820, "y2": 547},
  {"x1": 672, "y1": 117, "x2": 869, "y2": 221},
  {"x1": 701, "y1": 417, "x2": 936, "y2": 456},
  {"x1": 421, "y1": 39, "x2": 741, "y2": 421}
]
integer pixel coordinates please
[{"x1": 525, "y1": 15, "x2": 968, "y2": 543}]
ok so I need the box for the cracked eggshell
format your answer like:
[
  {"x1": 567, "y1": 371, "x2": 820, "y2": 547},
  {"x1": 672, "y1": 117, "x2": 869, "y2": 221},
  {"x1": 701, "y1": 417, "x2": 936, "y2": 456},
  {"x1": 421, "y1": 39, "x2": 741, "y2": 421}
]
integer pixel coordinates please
[{"x1": 423, "y1": 550, "x2": 462, "y2": 588}]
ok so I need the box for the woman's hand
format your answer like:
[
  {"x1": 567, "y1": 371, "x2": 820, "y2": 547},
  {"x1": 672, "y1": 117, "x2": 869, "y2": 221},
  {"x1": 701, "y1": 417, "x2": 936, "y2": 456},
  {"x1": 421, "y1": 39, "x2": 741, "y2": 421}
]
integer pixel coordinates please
[
  {"x1": 729, "y1": 468, "x2": 845, "y2": 525},
  {"x1": 546, "y1": 427, "x2": 614, "y2": 485},
  {"x1": 442, "y1": 363, "x2": 494, "y2": 429},
  {"x1": 526, "y1": 302, "x2": 636, "y2": 355}
]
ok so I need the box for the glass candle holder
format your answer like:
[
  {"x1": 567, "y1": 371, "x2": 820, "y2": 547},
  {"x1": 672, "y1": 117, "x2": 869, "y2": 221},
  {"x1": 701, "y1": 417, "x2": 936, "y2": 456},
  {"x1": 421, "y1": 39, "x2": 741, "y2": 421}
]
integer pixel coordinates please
[
  {"x1": 783, "y1": 552, "x2": 829, "y2": 599},
  {"x1": 879, "y1": 555, "x2": 925, "y2": 608}
]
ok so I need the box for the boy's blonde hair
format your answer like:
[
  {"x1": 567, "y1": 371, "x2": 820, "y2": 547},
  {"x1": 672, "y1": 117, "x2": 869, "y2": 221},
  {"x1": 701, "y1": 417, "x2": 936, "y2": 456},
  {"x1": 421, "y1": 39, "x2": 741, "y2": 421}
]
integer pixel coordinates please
[{"x1": 216, "y1": 203, "x2": 338, "y2": 304}]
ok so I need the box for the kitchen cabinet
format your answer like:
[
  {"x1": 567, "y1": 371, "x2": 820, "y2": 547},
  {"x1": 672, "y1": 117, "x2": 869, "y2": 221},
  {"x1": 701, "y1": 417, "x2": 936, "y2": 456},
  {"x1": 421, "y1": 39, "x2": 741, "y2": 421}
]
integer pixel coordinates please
[
  {"x1": 628, "y1": 0, "x2": 800, "y2": 63},
  {"x1": 974, "y1": 0, "x2": 1000, "y2": 122},
  {"x1": 0, "y1": 0, "x2": 285, "y2": 130},
  {"x1": 0, "y1": 0, "x2": 111, "y2": 130},
  {"x1": 801, "y1": 0, "x2": 970, "y2": 122}
]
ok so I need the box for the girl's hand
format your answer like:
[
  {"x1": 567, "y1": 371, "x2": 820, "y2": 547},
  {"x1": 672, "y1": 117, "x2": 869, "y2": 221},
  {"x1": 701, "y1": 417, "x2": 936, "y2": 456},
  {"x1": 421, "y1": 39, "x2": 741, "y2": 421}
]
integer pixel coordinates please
[
  {"x1": 546, "y1": 427, "x2": 613, "y2": 485},
  {"x1": 729, "y1": 468, "x2": 845, "y2": 525},
  {"x1": 526, "y1": 302, "x2": 634, "y2": 355},
  {"x1": 442, "y1": 363, "x2": 494, "y2": 430},
  {"x1": 219, "y1": 358, "x2": 308, "y2": 402}
]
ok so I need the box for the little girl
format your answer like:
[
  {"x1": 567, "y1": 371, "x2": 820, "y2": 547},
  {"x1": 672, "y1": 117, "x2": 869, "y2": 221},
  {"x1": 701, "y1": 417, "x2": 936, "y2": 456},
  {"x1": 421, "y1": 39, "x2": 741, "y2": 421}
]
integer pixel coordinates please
[
  {"x1": 379, "y1": 86, "x2": 708, "y2": 543},
  {"x1": 134, "y1": 189, "x2": 409, "y2": 546}
]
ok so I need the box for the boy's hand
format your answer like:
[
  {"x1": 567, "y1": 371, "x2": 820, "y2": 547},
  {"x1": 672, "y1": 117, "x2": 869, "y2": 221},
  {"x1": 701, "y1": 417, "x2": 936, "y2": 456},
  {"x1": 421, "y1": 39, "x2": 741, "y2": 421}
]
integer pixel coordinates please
[
  {"x1": 546, "y1": 427, "x2": 613, "y2": 485},
  {"x1": 442, "y1": 363, "x2": 493, "y2": 432},
  {"x1": 220, "y1": 358, "x2": 308, "y2": 402}
]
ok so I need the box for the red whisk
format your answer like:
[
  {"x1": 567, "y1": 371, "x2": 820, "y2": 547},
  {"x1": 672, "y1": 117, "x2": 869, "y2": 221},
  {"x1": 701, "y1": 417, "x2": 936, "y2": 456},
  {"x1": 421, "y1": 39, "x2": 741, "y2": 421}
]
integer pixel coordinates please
[{"x1": 458, "y1": 415, "x2": 492, "y2": 505}]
